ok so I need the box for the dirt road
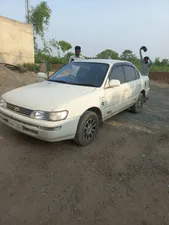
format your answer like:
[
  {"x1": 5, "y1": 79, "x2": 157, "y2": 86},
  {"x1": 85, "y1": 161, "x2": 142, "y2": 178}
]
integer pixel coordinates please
[{"x1": 0, "y1": 81, "x2": 169, "y2": 225}]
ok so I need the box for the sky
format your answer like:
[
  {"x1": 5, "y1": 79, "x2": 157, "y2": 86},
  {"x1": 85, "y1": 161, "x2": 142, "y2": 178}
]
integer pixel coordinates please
[{"x1": 0, "y1": 0, "x2": 169, "y2": 60}]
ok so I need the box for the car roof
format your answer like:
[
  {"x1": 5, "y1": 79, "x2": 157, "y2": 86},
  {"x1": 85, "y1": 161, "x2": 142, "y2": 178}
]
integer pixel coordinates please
[{"x1": 74, "y1": 59, "x2": 133, "y2": 66}]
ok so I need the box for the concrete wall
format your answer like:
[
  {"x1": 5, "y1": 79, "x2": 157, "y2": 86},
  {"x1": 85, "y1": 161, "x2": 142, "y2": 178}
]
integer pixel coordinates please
[{"x1": 0, "y1": 16, "x2": 34, "y2": 65}]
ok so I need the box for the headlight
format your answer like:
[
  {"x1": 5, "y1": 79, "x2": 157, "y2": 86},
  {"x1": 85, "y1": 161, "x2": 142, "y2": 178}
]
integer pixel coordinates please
[
  {"x1": 49, "y1": 110, "x2": 68, "y2": 121},
  {"x1": 30, "y1": 110, "x2": 68, "y2": 121},
  {"x1": 0, "y1": 98, "x2": 6, "y2": 108},
  {"x1": 30, "y1": 111, "x2": 48, "y2": 120}
]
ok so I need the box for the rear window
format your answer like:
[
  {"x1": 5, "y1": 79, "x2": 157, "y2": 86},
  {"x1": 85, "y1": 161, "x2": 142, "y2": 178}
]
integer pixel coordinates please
[{"x1": 123, "y1": 65, "x2": 136, "y2": 82}]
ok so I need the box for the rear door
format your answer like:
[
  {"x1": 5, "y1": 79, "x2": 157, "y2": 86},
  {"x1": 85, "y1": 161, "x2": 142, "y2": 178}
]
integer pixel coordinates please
[
  {"x1": 134, "y1": 68, "x2": 143, "y2": 98},
  {"x1": 122, "y1": 65, "x2": 141, "y2": 105},
  {"x1": 140, "y1": 72, "x2": 150, "y2": 97}
]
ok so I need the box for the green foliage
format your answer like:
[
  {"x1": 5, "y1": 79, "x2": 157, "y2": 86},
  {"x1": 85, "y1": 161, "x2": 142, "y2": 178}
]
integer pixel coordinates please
[
  {"x1": 35, "y1": 50, "x2": 68, "y2": 68},
  {"x1": 28, "y1": 2, "x2": 169, "y2": 73},
  {"x1": 49, "y1": 39, "x2": 72, "y2": 57},
  {"x1": 120, "y1": 49, "x2": 139, "y2": 65},
  {"x1": 29, "y1": 1, "x2": 52, "y2": 38},
  {"x1": 160, "y1": 59, "x2": 169, "y2": 67},
  {"x1": 84, "y1": 56, "x2": 93, "y2": 59},
  {"x1": 35, "y1": 51, "x2": 57, "y2": 64},
  {"x1": 154, "y1": 57, "x2": 161, "y2": 66},
  {"x1": 151, "y1": 65, "x2": 169, "y2": 72},
  {"x1": 58, "y1": 41, "x2": 72, "y2": 53},
  {"x1": 49, "y1": 39, "x2": 58, "y2": 48},
  {"x1": 41, "y1": 40, "x2": 52, "y2": 55},
  {"x1": 96, "y1": 49, "x2": 119, "y2": 59},
  {"x1": 34, "y1": 46, "x2": 169, "y2": 73},
  {"x1": 16, "y1": 64, "x2": 28, "y2": 73},
  {"x1": 134, "y1": 62, "x2": 169, "y2": 72},
  {"x1": 23, "y1": 63, "x2": 40, "y2": 72},
  {"x1": 49, "y1": 39, "x2": 61, "y2": 57},
  {"x1": 64, "y1": 52, "x2": 74, "y2": 60},
  {"x1": 33, "y1": 43, "x2": 169, "y2": 73}
]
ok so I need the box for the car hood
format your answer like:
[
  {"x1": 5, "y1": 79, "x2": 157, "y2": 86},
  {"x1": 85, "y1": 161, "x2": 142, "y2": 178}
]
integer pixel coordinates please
[{"x1": 2, "y1": 81, "x2": 96, "y2": 111}]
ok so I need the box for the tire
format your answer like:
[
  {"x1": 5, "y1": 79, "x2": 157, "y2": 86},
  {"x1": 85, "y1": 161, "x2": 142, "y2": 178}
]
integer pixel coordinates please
[
  {"x1": 130, "y1": 93, "x2": 145, "y2": 114},
  {"x1": 74, "y1": 111, "x2": 100, "y2": 146}
]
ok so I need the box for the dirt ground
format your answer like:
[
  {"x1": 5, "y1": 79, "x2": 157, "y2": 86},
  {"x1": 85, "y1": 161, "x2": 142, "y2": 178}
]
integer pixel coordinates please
[{"x1": 0, "y1": 66, "x2": 169, "y2": 225}]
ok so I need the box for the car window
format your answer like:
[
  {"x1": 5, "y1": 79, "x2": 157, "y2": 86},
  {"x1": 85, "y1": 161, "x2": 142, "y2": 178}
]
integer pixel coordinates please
[
  {"x1": 123, "y1": 65, "x2": 136, "y2": 82},
  {"x1": 49, "y1": 62, "x2": 109, "y2": 87},
  {"x1": 135, "y1": 69, "x2": 140, "y2": 79},
  {"x1": 109, "y1": 66, "x2": 125, "y2": 84}
]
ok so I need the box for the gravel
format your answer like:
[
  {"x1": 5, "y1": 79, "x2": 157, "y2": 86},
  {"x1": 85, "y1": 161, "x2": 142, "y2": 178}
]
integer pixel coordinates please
[{"x1": 0, "y1": 80, "x2": 169, "y2": 225}]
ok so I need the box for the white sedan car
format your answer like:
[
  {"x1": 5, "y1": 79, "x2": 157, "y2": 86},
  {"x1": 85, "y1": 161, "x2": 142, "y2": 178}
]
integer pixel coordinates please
[{"x1": 0, "y1": 59, "x2": 150, "y2": 146}]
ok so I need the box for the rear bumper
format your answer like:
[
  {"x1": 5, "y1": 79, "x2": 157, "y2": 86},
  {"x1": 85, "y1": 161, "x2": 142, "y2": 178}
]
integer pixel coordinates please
[
  {"x1": 145, "y1": 87, "x2": 150, "y2": 99},
  {"x1": 0, "y1": 108, "x2": 79, "y2": 142}
]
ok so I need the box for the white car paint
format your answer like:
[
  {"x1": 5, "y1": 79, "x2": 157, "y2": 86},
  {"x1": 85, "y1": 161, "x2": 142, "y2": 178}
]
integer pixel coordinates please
[
  {"x1": 3, "y1": 81, "x2": 96, "y2": 111},
  {"x1": 0, "y1": 59, "x2": 150, "y2": 143}
]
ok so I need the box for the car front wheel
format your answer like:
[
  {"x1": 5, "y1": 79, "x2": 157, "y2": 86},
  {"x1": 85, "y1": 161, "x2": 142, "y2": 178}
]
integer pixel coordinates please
[{"x1": 74, "y1": 111, "x2": 100, "y2": 146}]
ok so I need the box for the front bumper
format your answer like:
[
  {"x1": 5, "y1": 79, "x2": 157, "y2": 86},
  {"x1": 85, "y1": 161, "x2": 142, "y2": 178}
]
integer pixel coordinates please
[{"x1": 0, "y1": 107, "x2": 79, "y2": 142}]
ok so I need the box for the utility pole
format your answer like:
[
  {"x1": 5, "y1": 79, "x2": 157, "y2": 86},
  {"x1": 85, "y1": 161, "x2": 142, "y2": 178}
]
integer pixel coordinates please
[{"x1": 25, "y1": 0, "x2": 30, "y2": 23}]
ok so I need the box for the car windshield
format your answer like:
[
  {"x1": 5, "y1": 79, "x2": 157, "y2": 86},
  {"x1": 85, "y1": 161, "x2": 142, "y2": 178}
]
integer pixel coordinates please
[{"x1": 49, "y1": 62, "x2": 109, "y2": 87}]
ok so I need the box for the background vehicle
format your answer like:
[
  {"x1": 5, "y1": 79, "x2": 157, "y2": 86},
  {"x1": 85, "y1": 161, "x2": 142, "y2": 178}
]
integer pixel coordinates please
[{"x1": 0, "y1": 59, "x2": 150, "y2": 146}]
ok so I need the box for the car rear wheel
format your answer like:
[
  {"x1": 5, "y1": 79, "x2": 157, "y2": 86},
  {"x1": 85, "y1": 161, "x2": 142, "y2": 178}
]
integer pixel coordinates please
[
  {"x1": 74, "y1": 111, "x2": 100, "y2": 146},
  {"x1": 130, "y1": 93, "x2": 145, "y2": 113}
]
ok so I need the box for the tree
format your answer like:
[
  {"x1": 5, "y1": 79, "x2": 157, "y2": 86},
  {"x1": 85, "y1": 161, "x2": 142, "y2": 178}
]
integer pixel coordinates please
[
  {"x1": 29, "y1": 1, "x2": 52, "y2": 39},
  {"x1": 120, "y1": 49, "x2": 135, "y2": 60},
  {"x1": 161, "y1": 59, "x2": 169, "y2": 66},
  {"x1": 96, "y1": 49, "x2": 119, "y2": 59},
  {"x1": 120, "y1": 49, "x2": 139, "y2": 64},
  {"x1": 41, "y1": 40, "x2": 52, "y2": 55},
  {"x1": 49, "y1": 39, "x2": 72, "y2": 57},
  {"x1": 49, "y1": 39, "x2": 61, "y2": 57},
  {"x1": 58, "y1": 41, "x2": 72, "y2": 53},
  {"x1": 154, "y1": 57, "x2": 161, "y2": 66}
]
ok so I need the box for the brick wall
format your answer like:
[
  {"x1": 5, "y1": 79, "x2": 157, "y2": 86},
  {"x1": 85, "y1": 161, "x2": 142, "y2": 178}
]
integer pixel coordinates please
[
  {"x1": 51, "y1": 64, "x2": 64, "y2": 71},
  {"x1": 149, "y1": 72, "x2": 169, "y2": 83}
]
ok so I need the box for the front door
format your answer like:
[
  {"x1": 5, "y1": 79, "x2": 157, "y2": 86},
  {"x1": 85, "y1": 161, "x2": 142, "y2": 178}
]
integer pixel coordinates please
[{"x1": 104, "y1": 65, "x2": 129, "y2": 119}]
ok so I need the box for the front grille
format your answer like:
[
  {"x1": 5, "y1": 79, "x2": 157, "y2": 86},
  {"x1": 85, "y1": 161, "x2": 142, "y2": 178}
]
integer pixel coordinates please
[{"x1": 6, "y1": 102, "x2": 33, "y2": 116}]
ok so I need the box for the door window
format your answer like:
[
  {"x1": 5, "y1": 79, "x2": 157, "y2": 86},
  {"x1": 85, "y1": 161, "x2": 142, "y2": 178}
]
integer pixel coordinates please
[
  {"x1": 123, "y1": 65, "x2": 137, "y2": 82},
  {"x1": 135, "y1": 69, "x2": 140, "y2": 79},
  {"x1": 109, "y1": 66, "x2": 125, "y2": 84}
]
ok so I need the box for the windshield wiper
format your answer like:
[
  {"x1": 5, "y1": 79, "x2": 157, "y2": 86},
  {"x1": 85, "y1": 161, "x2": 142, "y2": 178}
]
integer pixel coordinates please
[
  {"x1": 77, "y1": 83, "x2": 98, "y2": 87},
  {"x1": 49, "y1": 80, "x2": 98, "y2": 87},
  {"x1": 49, "y1": 80, "x2": 68, "y2": 84}
]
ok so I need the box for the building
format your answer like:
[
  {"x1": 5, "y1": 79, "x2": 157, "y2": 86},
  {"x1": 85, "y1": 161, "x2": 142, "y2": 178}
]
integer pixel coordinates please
[{"x1": 0, "y1": 16, "x2": 34, "y2": 65}]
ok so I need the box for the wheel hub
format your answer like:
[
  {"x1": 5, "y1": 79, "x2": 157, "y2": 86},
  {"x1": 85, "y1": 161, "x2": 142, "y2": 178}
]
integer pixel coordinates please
[
  {"x1": 87, "y1": 124, "x2": 92, "y2": 133},
  {"x1": 83, "y1": 118, "x2": 96, "y2": 140}
]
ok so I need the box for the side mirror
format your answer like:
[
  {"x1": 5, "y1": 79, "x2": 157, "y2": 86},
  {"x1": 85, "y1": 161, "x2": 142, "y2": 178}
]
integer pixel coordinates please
[
  {"x1": 37, "y1": 72, "x2": 48, "y2": 80},
  {"x1": 109, "y1": 79, "x2": 120, "y2": 88}
]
